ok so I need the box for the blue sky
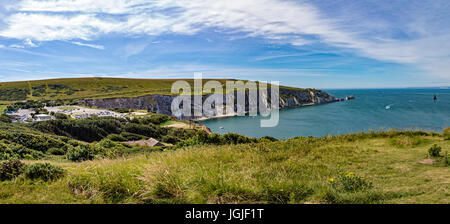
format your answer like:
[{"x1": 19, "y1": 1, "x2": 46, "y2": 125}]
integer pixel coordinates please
[{"x1": 0, "y1": 0, "x2": 449, "y2": 89}]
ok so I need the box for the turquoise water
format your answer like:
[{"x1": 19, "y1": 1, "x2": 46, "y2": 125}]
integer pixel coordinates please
[{"x1": 199, "y1": 89, "x2": 450, "y2": 139}]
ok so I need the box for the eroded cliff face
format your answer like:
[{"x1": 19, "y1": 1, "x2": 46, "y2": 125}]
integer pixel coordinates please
[{"x1": 80, "y1": 89, "x2": 337, "y2": 120}]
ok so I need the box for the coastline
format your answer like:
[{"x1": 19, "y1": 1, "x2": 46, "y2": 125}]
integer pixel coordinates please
[{"x1": 193, "y1": 101, "x2": 328, "y2": 122}]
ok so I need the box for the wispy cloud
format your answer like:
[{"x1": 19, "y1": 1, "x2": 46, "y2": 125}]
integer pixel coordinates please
[
  {"x1": 0, "y1": 0, "x2": 449, "y2": 81},
  {"x1": 71, "y1": 41, "x2": 105, "y2": 50},
  {"x1": 8, "y1": 38, "x2": 38, "y2": 48}
]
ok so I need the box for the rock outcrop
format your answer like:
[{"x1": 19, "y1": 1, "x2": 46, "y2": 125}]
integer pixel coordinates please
[{"x1": 80, "y1": 88, "x2": 339, "y2": 120}]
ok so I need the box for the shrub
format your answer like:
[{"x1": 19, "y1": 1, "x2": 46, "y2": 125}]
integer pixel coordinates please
[
  {"x1": 260, "y1": 136, "x2": 278, "y2": 142},
  {"x1": 222, "y1": 133, "x2": 257, "y2": 144},
  {"x1": 107, "y1": 133, "x2": 127, "y2": 142},
  {"x1": 139, "y1": 114, "x2": 171, "y2": 125},
  {"x1": 120, "y1": 132, "x2": 146, "y2": 141},
  {"x1": 54, "y1": 113, "x2": 69, "y2": 120},
  {"x1": 124, "y1": 123, "x2": 161, "y2": 138},
  {"x1": 206, "y1": 133, "x2": 224, "y2": 145},
  {"x1": 329, "y1": 171, "x2": 373, "y2": 192},
  {"x1": 0, "y1": 139, "x2": 44, "y2": 160},
  {"x1": 0, "y1": 114, "x2": 12, "y2": 123},
  {"x1": 113, "y1": 108, "x2": 133, "y2": 113},
  {"x1": 24, "y1": 163, "x2": 65, "y2": 181},
  {"x1": 428, "y1": 144, "x2": 442, "y2": 157},
  {"x1": 0, "y1": 160, "x2": 25, "y2": 181},
  {"x1": 66, "y1": 145, "x2": 96, "y2": 162},
  {"x1": 47, "y1": 147, "x2": 66, "y2": 155},
  {"x1": 161, "y1": 135, "x2": 180, "y2": 144},
  {"x1": 0, "y1": 130, "x2": 69, "y2": 153},
  {"x1": 444, "y1": 127, "x2": 450, "y2": 140},
  {"x1": 30, "y1": 117, "x2": 125, "y2": 142}
]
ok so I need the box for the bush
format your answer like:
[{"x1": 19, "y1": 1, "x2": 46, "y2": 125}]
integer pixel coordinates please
[
  {"x1": 124, "y1": 123, "x2": 161, "y2": 138},
  {"x1": 428, "y1": 144, "x2": 442, "y2": 157},
  {"x1": 113, "y1": 108, "x2": 133, "y2": 113},
  {"x1": 66, "y1": 145, "x2": 96, "y2": 162},
  {"x1": 47, "y1": 147, "x2": 66, "y2": 155},
  {"x1": 120, "y1": 132, "x2": 146, "y2": 141},
  {"x1": 0, "y1": 130, "x2": 69, "y2": 153},
  {"x1": 0, "y1": 114, "x2": 12, "y2": 123},
  {"x1": 444, "y1": 127, "x2": 450, "y2": 140},
  {"x1": 107, "y1": 134, "x2": 127, "y2": 142},
  {"x1": 54, "y1": 113, "x2": 69, "y2": 120},
  {"x1": 206, "y1": 133, "x2": 224, "y2": 145},
  {"x1": 139, "y1": 114, "x2": 171, "y2": 125},
  {"x1": 0, "y1": 139, "x2": 44, "y2": 160},
  {"x1": 24, "y1": 163, "x2": 65, "y2": 181},
  {"x1": 260, "y1": 136, "x2": 278, "y2": 142},
  {"x1": 222, "y1": 133, "x2": 257, "y2": 144},
  {"x1": 0, "y1": 160, "x2": 25, "y2": 181},
  {"x1": 161, "y1": 135, "x2": 180, "y2": 144},
  {"x1": 31, "y1": 117, "x2": 126, "y2": 142},
  {"x1": 329, "y1": 171, "x2": 373, "y2": 192}
]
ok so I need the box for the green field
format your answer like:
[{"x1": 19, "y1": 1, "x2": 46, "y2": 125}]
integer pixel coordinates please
[
  {"x1": 0, "y1": 77, "x2": 303, "y2": 103},
  {"x1": 0, "y1": 129, "x2": 448, "y2": 204}
]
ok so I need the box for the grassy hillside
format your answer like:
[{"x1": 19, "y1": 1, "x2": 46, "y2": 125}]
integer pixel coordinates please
[
  {"x1": 0, "y1": 130, "x2": 448, "y2": 204},
  {"x1": 0, "y1": 77, "x2": 307, "y2": 104}
]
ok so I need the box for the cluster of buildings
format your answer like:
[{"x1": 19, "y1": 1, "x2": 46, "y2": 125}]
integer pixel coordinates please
[
  {"x1": 6, "y1": 109, "x2": 54, "y2": 123},
  {"x1": 6, "y1": 106, "x2": 128, "y2": 123}
]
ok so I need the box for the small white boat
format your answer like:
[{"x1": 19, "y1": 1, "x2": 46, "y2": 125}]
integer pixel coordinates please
[
  {"x1": 219, "y1": 126, "x2": 224, "y2": 129},
  {"x1": 385, "y1": 106, "x2": 390, "y2": 110}
]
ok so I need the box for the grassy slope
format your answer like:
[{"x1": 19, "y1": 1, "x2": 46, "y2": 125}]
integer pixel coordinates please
[
  {"x1": 0, "y1": 77, "x2": 306, "y2": 104},
  {"x1": 1, "y1": 131, "x2": 448, "y2": 204}
]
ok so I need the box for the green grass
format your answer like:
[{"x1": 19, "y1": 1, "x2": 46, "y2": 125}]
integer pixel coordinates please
[
  {"x1": 0, "y1": 130, "x2": 448, "y2": 204},
  {"x1": 0, "y1": 105, "x2": 6, "y2": 115},
  {"x1": 0, "y1": 77, "x2": 307, "y2": 103},
  {"x1": 57, "y1": 106, "x2": 79, "y2": 110},
  {"x1": 159, "y1": 120, "x2": 178, "y2": 127}
]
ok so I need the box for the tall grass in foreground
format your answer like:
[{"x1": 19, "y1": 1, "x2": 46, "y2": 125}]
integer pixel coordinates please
[{"x1": 0, "y1": 130, "x2": 448, "y2": 204}]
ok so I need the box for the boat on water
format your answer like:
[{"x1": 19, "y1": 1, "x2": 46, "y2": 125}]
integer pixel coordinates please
[{"x1": 385, "y1": 103, "x2": 394, "y2": 110}]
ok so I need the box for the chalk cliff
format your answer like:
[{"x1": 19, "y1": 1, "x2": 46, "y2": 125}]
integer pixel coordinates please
[{"x1": 80, "y1": 88, "x2": 338, "y2": 120}]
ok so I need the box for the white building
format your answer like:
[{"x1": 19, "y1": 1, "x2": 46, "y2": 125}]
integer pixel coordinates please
[{"x1": 34, "y1": 114, "x2": 54, "y2": 122}]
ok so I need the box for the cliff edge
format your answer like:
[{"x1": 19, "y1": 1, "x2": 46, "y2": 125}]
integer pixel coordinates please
[{"x1": 80, "y1": 88, "x2": 339, "y2": 120}]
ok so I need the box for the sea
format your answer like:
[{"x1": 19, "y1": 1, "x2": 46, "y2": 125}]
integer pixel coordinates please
[{"x1": 198, "y1": 89, "x2": 450, "y2": 139}]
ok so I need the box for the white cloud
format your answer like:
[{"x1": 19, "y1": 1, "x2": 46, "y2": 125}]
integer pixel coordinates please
[
  {"x1": 7, "y1": 38, "x2": 39, "y2": 48},
  {"x1": 71, "y1": 41, "x2": 105, "y2": 50},
  {"x1": 24, "y1": 38, "x2": 38, "y2": 47},
  {"x1": 9, "y1": 44, "x2": 24, "y2": 48},
  {"x1": 120, "y1": 42, "x2": 149, "y2": 58},
  {"x1": 13, "y1": 0, "x2": 153, "y2": 14},
  {"x1": 0, "y1": 0, "x2": 449, "y2": 79}
]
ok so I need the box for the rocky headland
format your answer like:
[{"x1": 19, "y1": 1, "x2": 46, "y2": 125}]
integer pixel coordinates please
[{"x1": 80, "y1": 88, "x2": 343, "y2": 120}]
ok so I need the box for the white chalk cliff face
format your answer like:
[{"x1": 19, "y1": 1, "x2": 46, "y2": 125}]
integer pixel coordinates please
[{"x1": 80, "y1": 88, "x2": 338, "y2": 120}]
